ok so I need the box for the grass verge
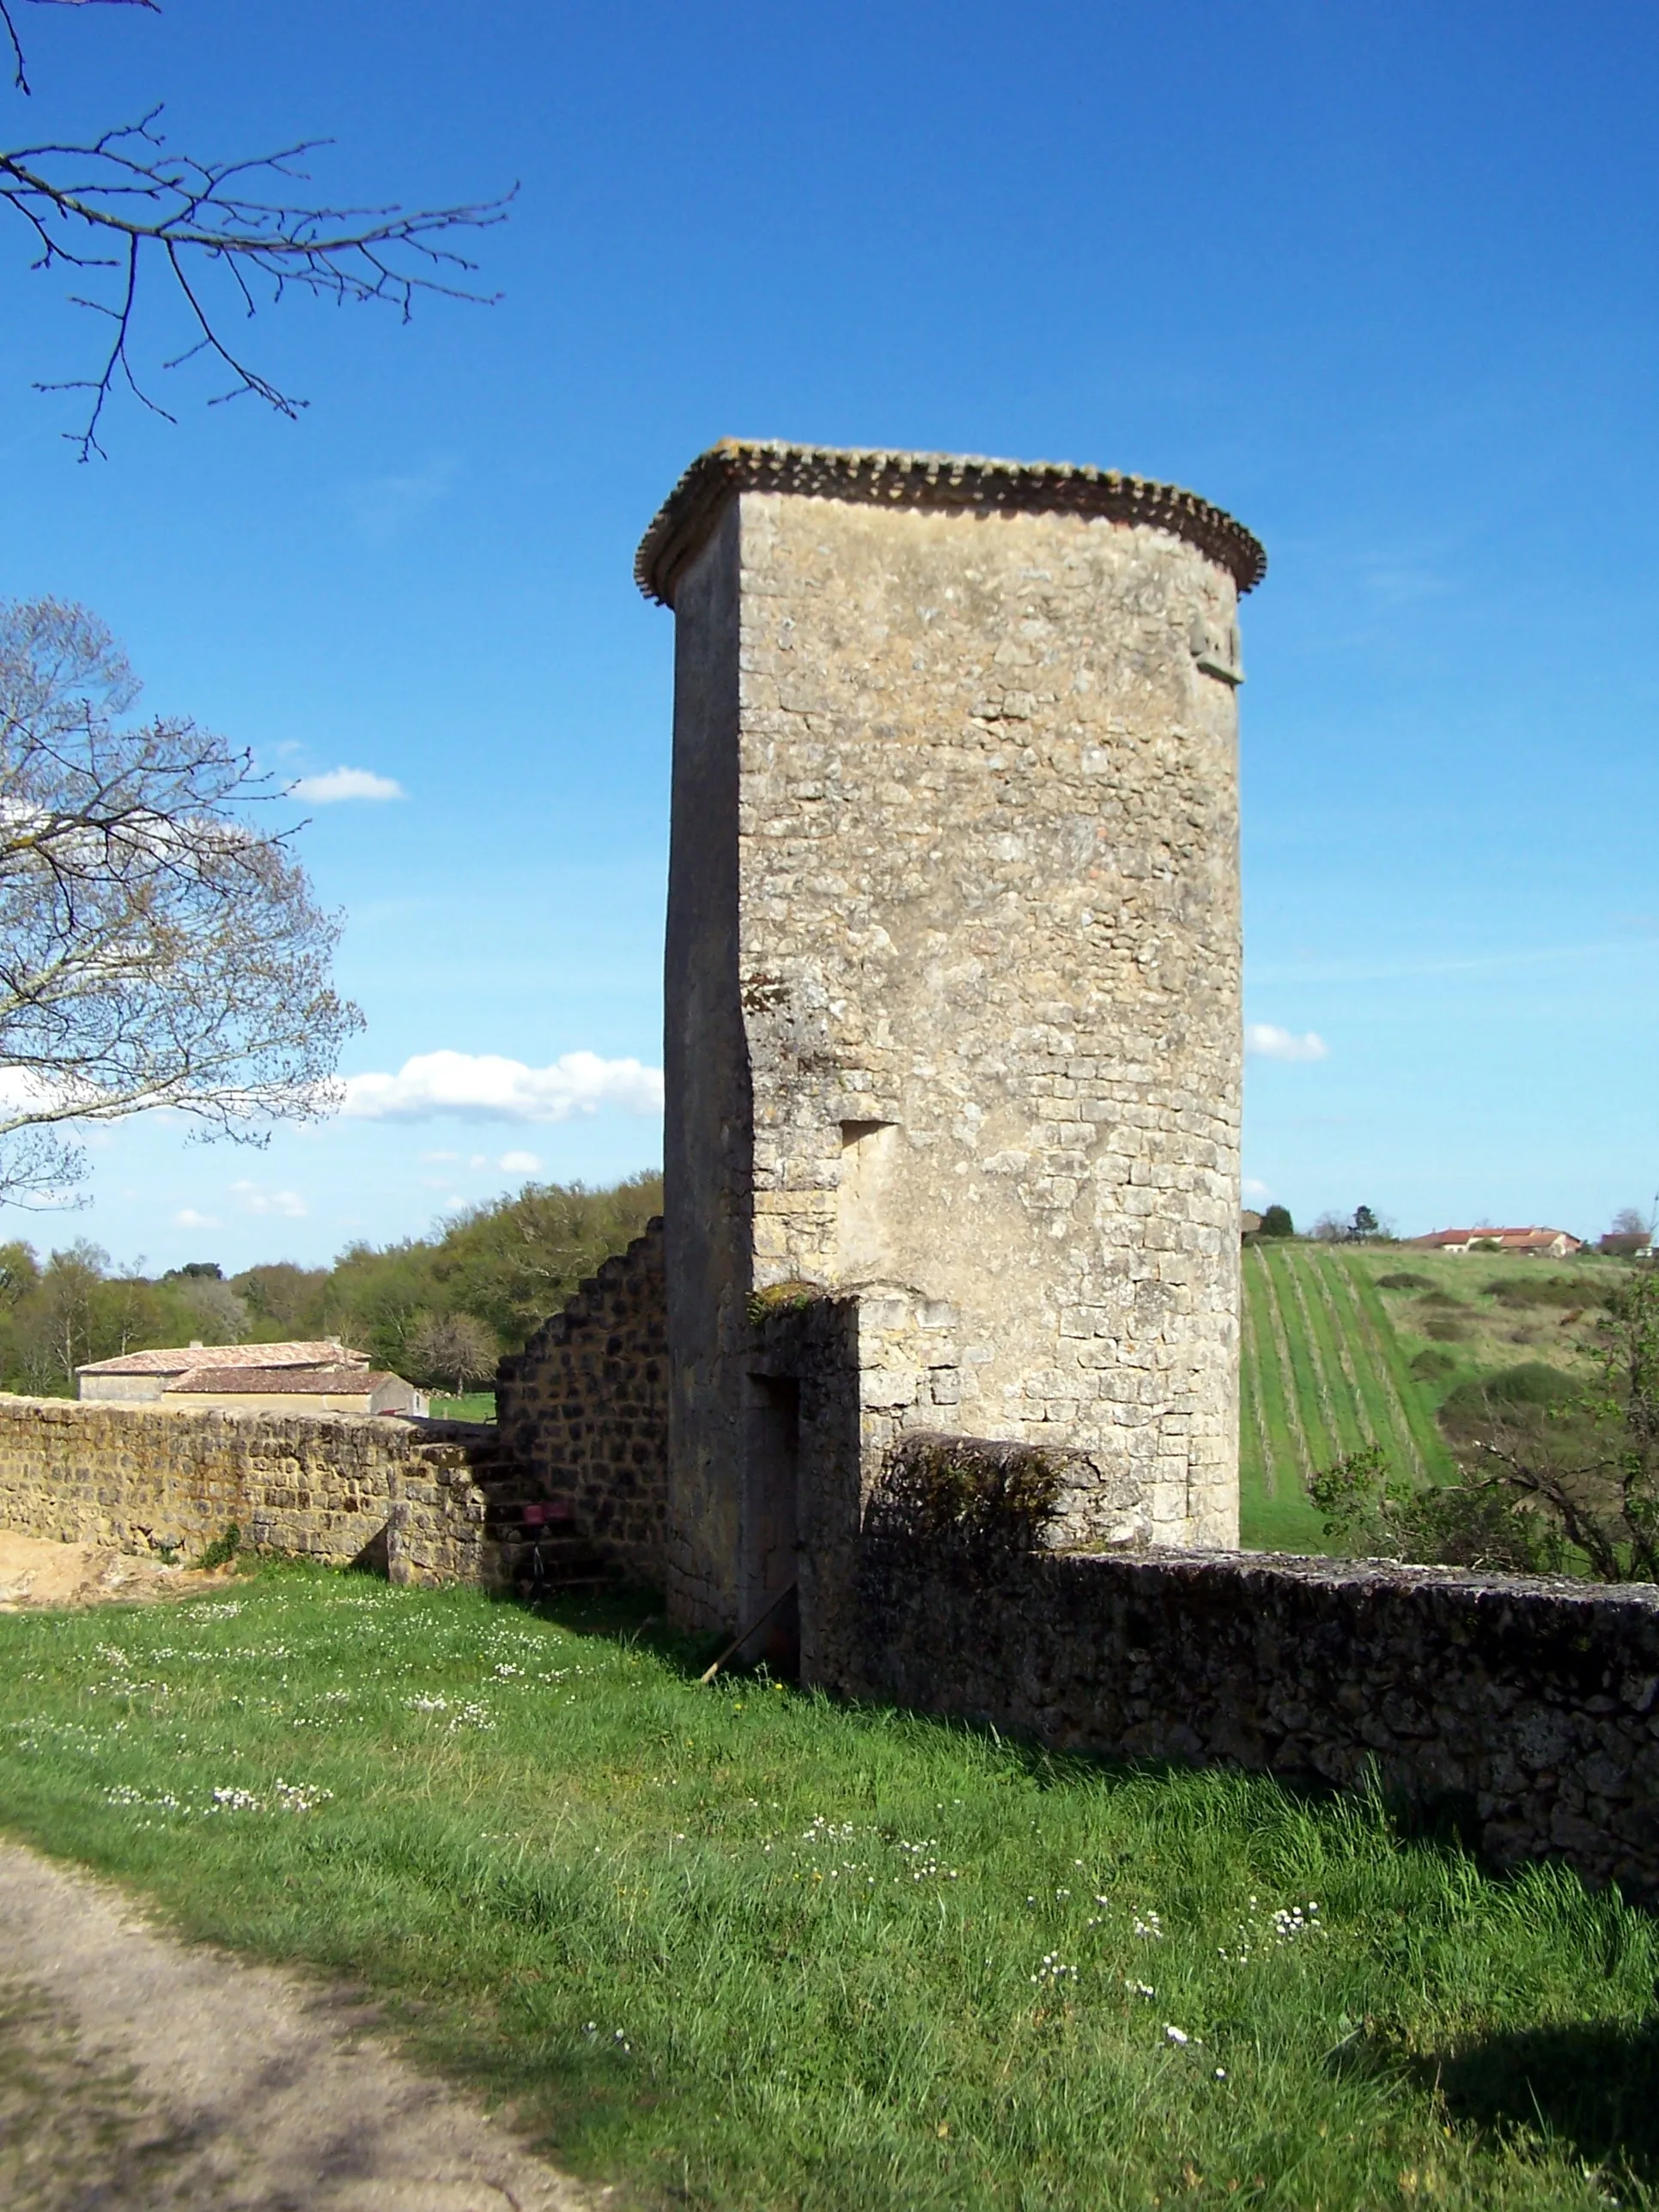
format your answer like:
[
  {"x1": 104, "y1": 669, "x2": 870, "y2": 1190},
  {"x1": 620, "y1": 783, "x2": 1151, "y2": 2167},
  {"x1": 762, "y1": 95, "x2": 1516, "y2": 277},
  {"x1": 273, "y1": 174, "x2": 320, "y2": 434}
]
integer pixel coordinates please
[
  {"x1": 1, "y1": 1564, "x2": 1657, "y2": 2209},
  {"x1": 428, "y1": 1390, "x2": 497, "y2": 1421}
]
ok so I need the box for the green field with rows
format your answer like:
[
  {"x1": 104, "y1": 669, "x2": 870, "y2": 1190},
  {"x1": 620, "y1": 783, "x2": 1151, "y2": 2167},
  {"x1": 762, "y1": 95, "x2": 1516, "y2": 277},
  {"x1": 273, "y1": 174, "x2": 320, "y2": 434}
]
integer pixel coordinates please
[
  {"x1": 1238, "y1": 1241, "x2": 1631, "y2": 1552},
  {"x1": 1240, "y1": 1243, "x2": 1460, "y2": 1550}
]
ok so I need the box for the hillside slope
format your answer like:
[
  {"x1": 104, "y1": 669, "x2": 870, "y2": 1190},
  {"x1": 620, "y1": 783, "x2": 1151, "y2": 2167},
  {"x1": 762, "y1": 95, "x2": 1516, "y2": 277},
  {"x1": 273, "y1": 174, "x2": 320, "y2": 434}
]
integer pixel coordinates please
[
  {"x1": 1239, "y1": 1243, "x2": 1620, "y2": 1551},
  {"x1": 1240, "y1": 1243, "x2": 1455, "y2": 1549}
]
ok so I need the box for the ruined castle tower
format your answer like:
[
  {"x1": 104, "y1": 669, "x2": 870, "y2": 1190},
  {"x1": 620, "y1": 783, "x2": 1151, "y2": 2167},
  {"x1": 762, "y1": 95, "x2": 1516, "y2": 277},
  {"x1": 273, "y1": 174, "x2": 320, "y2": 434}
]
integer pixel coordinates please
[{"x1": 636, "y1": 441, "x2": 1265, "y2": 1638}]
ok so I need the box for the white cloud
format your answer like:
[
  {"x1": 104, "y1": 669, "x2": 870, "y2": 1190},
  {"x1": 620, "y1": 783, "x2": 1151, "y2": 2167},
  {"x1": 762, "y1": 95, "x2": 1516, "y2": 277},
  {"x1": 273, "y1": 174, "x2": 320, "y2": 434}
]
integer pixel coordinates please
[
  {"x1": 1245, "y1": 1024, "x2": 1329, "y2": 1064},
  {"x1": 498, "y1": 1150, "x2": 542, "y2": 1175},
  {"x1": 173, "y1": 1207, "x2": 221, "y2": 1230},
  {"x1": 232, "y1": 1181, "x2": 309, "y2": 1218},
  {"x1": 349, "y1": 455, "x2": 457, "y2": 545},
  {"x1": 338, "y1": 1049, "x2": 663, "y2": 1125},
  {"x1": 421, "y1": 1149, "x2": 460, "y2": 1164},
  {"x1": 1242, "y1": 1178, "x2": 1272, "y2": 1202},
  {"x1": 289, "y1": 766, "x2": 405, "y2": 805}
]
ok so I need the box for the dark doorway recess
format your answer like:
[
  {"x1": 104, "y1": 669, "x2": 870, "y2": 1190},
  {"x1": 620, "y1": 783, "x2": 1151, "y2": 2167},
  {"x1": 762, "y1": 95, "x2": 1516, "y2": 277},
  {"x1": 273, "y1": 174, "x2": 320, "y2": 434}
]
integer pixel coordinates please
[{"x1": 746, "y1": 1372, "x2": 801, "y2": 1673}]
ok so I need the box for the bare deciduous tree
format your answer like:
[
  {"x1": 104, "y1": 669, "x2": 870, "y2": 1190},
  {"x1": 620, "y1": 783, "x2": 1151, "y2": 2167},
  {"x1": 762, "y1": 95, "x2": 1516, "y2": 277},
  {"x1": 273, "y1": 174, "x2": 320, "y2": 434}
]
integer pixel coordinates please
[
  {"x1": 404, "y1": 1310, "x2": 497, "y2": 1396},
  {"x1": 0, "y1": 596, "x2": 362, "y2": 1200},
  {"x1": 3, "y1": 0, "x2": 509, "y2": 457}
]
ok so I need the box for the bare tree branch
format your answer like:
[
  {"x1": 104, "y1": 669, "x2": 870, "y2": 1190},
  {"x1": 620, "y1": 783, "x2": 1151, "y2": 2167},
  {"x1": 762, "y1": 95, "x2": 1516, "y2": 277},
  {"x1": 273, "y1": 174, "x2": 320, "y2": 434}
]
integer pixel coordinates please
[
  {"x1": 1467, "y1": 1442, "x2": 1626, "y2": 1583},
  {"x1": 0, "y1": 598, "x2": 363, "y2": 1202},
  {"x1": 3, "y1": 4, "x2": 510, "y2": 455},
  {"x1": 3, "y1": 2, "x2": 158, "y2": 99}
]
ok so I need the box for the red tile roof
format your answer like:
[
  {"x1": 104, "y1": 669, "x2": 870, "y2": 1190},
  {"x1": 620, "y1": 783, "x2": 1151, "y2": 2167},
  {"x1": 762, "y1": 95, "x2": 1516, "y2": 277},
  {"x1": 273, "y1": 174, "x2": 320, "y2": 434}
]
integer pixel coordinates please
[
  {"x1": 1411, "y1": 1227, "x2": 1581, "y2": 1249},
  {"x1": 162, "y1": 1365, "x2": 399, "y2": 1396},
  {"x1": 78, "y1": 1340, "x2": 367, "y2": 1377}
]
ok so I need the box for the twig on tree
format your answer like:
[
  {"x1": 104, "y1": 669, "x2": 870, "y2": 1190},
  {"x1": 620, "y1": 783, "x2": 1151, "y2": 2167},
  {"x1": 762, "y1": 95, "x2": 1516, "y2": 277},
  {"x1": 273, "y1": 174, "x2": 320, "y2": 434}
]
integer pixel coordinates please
[
  {"x1": 3, "y1": 1, "x2": 158, "y2": 100},
  {"x1": 4, "y1": 5, "x2": 512, "y2": 455},
  {"x1": 1468, "y1": 1441, "x2": 1624, "y2": 1582}
]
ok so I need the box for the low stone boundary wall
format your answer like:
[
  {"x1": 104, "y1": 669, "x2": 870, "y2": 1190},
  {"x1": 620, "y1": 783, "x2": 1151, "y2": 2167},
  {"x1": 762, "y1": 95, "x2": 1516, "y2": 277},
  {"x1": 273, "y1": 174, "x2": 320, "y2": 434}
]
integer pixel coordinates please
[
  {"x1": 834, "y1": 1527, "x2": 1659, "y2": 1899},
  {"x1": 495, "y1": 1218, "x2": 667, "y2": 1581},
  {"x1": 0, "y1": 1395, "x2": 495, "y2": 1587}
]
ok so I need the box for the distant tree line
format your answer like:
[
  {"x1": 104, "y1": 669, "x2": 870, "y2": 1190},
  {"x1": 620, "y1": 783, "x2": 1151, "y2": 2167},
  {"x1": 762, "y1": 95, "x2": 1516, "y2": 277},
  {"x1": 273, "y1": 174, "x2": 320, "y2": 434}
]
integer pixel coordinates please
[
  {"x1": 0, "y1": 1171, "x2": 662, "y2": 1398},
  {"x1": 1246, "y1": 1205, "x2": 1383, "y2": 1243}
]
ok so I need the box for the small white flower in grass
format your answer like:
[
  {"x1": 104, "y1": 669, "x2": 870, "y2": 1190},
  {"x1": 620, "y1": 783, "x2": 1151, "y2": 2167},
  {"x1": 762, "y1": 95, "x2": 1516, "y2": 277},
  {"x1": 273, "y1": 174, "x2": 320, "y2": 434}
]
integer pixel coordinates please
[
  {"x1": 1124, "y1": 1980, "x2": 1156, "y2": 1999},
  {"x1": 1214, "y1": 2068, "x2": 1227, "y2": 2080},
  {"x1": 1164, "y1": 2024, "x2": 1189, "y2": 2045},
  {"x1": 1030, "y1": 1954, "x2": 1077, "y2": 1987},
  {"x1": 272, "y1": 1780, "x2": 332, "y2": 1814},
  {"x1": 1270, "y1": 1901, "x2": 1324, "y2": 1945},
  {"x1": 1133, "y1": 1911, "x2": 1164, "y2": 1941}
]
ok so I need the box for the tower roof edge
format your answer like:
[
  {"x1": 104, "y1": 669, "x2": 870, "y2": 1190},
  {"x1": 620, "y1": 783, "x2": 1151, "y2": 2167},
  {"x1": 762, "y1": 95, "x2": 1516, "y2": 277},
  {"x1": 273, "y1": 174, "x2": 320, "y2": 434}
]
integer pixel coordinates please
[{"x1": 634, "y1": 438, "x2": 1267, "y2": 607}]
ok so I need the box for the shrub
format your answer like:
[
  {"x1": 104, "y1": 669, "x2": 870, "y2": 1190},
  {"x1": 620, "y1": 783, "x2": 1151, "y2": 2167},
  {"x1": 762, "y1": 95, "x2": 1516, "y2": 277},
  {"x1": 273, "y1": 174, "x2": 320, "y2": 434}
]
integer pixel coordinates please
[
  {"x1": 1443, "y1": 1363, "x2": 1583, "y2": 1420},
  {"x1": 196, "y1": 1522, "x2": 240, "y2": 1571},
  {"x1": 1424, "y1": 1316, "x2": 1474, "y2": 1342},
  {"x1": 1481, "y1": 1274, "x2": 1589, "y2": 1310},
  {"x1": 1409, "y1": 1347, "x2": 1457, "y2": 1383},
  {"x1": 745, "y1": 1279, "x2": 822, "y2": 1326},
  {"x1": 1376, "y1": 1271, "x2": 1432, "y2": 1291},
  {"x1": 1308, "y1": 1446, "x2": 1563, "y2": 1573},
  {"x1": 1257, "y1": 1204, "x2": 1294, "y2": 1238},
  {"x1": 866, "y1": 1432, "x2": 1066, "y2": 1560}
]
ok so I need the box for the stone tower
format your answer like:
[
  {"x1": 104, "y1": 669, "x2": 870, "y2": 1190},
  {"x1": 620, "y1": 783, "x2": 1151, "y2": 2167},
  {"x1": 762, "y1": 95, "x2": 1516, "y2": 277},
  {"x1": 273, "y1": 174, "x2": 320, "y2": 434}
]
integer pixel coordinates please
[{"x1": 636, "y1": 441, "x2": 1265, "y2": 1640}]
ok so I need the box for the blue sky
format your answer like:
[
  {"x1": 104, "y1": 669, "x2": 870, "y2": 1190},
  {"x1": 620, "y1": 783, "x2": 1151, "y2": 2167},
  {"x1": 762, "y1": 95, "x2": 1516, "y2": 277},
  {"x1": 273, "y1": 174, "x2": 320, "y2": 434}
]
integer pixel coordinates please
[{"x1": 1, "y1": 0, "x2": 1656, "y2": 1269}]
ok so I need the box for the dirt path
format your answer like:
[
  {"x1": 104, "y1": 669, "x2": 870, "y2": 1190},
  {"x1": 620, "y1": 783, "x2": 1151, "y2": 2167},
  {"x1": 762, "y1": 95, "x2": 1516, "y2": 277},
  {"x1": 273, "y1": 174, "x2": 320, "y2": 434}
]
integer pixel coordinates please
[
  {"x1": 0, "y1": 1839, "x2": 599, "y2": 2210},
  {"x1": 0, "y1": 1530, "x2": 234, "y2": 1611}
]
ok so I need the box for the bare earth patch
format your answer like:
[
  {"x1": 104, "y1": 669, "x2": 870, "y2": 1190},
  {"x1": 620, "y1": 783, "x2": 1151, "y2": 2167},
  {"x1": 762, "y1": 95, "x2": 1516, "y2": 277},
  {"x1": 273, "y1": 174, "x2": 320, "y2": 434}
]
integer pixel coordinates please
[
  {"x1": 0, "y1": 1531, "x2": 236, "y2": 1611},
  {"x1": 0, "y1": 1839, "x2": 596, "y2": 2209}
]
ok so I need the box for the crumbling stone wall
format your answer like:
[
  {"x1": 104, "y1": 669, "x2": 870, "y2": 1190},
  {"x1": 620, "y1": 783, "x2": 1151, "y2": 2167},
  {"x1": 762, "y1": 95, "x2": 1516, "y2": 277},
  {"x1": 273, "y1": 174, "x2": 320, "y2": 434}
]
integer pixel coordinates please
[
  {"x1": 495, "y1": 1218, "x2": 667, "y2": 1582},
  {"x1": 644, "y1": 441, "x2": 1262, "y2": 1635},
  {"x1": 0, "y1": 1395, "x2": 495, "y2": 1587},
  {"x1": 832, "y1": 1480, "x2": 1659, "y2": 1899}
]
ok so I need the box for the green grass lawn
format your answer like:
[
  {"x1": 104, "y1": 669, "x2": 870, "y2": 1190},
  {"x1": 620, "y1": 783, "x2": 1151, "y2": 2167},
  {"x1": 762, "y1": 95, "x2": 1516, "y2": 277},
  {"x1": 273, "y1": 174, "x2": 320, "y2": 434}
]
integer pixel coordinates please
[
  {"x1": 428, "y1": 1389, "x2": 497, "y2": 1421},
  {"x1": 2, "y1": 1565, "x2": 1658, "y2": 2209}
]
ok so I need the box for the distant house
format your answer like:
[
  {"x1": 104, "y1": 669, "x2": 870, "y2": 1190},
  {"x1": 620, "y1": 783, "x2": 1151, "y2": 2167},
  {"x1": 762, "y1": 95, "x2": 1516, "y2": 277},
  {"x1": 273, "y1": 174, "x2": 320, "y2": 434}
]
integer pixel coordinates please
[
  {"x1": 1406, "y1": 1226, "x2": 1583, "y2": 1259},
  {"x1": 1240, "y1": 1209, "x2": 1264, "y2": 1239},
  {"x1": 161, "y1": 1364, "x2": 428, "y2": 1417},
  {"x1": 76, "y1": 1339, "x2": 427, "y2": 1416}
]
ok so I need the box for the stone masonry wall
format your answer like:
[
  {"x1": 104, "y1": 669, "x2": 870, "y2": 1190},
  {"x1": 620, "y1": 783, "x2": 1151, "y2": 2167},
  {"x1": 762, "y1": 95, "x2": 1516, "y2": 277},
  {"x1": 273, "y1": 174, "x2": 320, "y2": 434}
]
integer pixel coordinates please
[
  {"x1": 834, "y1": 1504, "x2": 1659, "y2": 1900},
  {"x1": 0, "y1": 1395, "x2": 495, "y2": 1588},
  {"x1": 652, "y1": 442, "x2": 1255, "y2": 1634},
  {"x1": 495, "y1": 1218, "x2": 667, "y2": 1583},
  {"x1": 730, "y1": 490, "x2": 1244, "y2": 1548}
]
